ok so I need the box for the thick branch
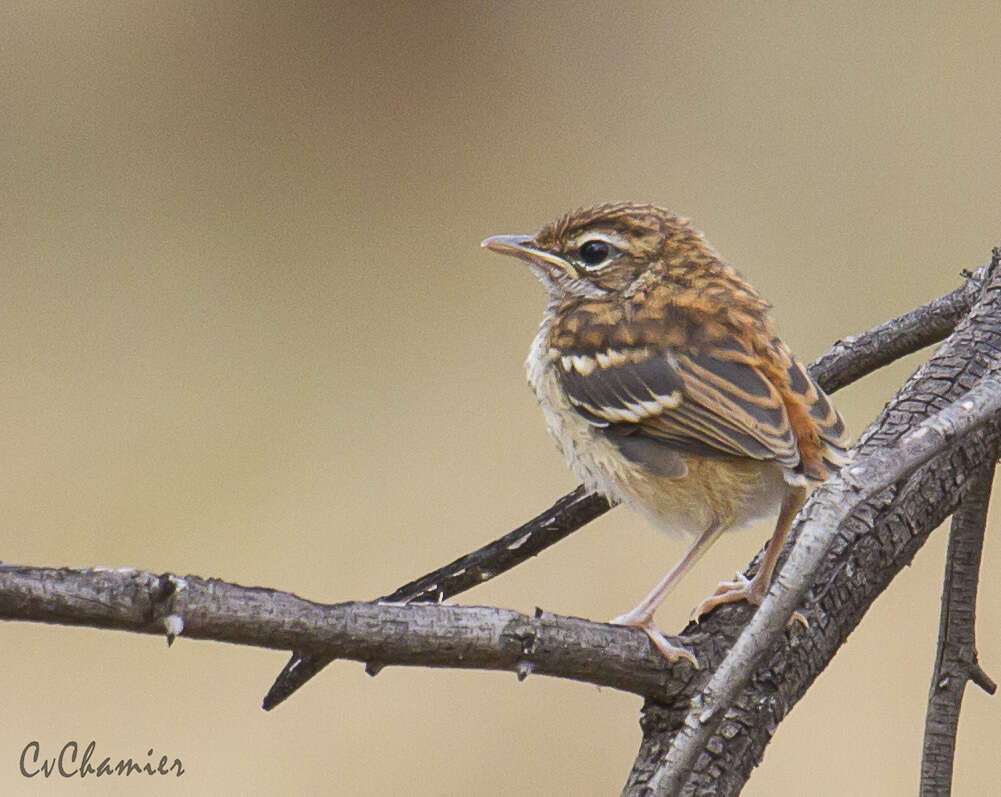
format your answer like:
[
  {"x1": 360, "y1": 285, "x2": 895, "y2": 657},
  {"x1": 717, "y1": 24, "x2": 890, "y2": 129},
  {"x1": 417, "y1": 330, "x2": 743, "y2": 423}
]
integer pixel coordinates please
[
  {"x1": 920, "y1": 464, "x2": 998, "y2": 796},
  {"x1": 0, "y1": 564, "x2": 696, "y2": 698},
  {"x1": 646, "y1": 370, "x2": 1001, "y2": 795}
]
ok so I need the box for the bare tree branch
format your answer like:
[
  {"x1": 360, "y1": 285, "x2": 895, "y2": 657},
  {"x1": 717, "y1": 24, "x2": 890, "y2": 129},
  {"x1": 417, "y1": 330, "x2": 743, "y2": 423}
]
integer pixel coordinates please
[
  {"x1": 920, "y1": 464, "x2": 998, "y2": 797},
  {"x1": 0, "y1": 564, "x2": 696, "y2": 698}
]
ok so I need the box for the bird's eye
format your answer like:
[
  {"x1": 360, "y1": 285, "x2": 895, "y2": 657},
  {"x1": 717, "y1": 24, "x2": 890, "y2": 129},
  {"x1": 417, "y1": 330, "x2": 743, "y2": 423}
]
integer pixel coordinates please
[{"x1": 577, "y1": 239, "x2": 620, "y2": 269}]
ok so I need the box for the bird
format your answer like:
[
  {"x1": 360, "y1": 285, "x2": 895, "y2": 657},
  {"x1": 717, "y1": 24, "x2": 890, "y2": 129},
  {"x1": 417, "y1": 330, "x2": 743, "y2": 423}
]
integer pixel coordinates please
[{"x1": 482, "y1": 202, "x2": 850, "y2": 666}]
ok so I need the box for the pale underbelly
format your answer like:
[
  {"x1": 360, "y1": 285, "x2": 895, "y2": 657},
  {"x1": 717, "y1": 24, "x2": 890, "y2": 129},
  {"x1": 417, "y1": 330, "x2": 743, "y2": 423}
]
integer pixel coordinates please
[{"x1": 530, "y1": 358, "x2": 789, "y2": 539}]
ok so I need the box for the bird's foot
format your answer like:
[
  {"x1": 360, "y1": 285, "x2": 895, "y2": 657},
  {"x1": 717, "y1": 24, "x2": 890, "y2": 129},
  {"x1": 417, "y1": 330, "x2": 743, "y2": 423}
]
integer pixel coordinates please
[
  {"x1": 692, "y1": 572, "x2": 807, "y2": 628},
  {"x1": 609, "y1": 610, "x2": 699, "y2": 668}
]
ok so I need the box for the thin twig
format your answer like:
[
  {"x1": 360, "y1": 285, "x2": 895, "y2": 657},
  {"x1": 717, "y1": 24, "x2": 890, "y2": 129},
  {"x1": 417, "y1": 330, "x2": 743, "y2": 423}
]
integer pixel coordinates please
[
  {"x1": 262, "y1": 486, "x2": 612, "y2": 708},
  {"x1": 920, "y1": 465, "x2": 998, "y2": 796},
  {"x1": 809, "y1": 262, "x2": 987, "y2": 393}
]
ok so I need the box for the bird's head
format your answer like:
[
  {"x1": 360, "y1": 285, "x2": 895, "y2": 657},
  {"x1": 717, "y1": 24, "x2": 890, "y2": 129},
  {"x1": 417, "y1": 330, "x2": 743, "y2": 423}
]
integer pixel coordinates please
[{"x1": 482, "y1": 202, "x2": 715, "y2": 299}]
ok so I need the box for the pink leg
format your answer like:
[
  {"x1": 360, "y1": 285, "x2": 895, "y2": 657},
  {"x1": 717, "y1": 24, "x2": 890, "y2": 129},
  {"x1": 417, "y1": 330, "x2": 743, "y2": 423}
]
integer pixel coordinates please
[
  {"x1": 610, "y1": 521, "x2": 725, "y2": 666},
  {"x1": 692, "y1": 485, "x2": 808, "y2": 621}
]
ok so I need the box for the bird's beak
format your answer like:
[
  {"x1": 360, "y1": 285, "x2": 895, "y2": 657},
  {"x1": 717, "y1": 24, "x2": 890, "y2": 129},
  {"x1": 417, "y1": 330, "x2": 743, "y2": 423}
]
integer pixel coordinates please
[{"x1": 481, "y1": 234, "x2": 579, "y2": 279}]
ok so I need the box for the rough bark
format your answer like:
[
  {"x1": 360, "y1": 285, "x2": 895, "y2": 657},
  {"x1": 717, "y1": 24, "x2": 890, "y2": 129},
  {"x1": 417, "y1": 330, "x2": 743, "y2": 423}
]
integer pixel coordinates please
[{"x1": 624, "y1": 253, "x2": 1001, "y2": 795}]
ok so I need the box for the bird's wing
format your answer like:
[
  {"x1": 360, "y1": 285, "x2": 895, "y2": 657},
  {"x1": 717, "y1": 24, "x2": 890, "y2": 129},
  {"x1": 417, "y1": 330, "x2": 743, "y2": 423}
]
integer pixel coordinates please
[
  {"x1": 783, "y1": 355, "x2": 851, "y2": 469},
  {"x1": 554, "y1": 342, "x2": 802, "y2": 470}
]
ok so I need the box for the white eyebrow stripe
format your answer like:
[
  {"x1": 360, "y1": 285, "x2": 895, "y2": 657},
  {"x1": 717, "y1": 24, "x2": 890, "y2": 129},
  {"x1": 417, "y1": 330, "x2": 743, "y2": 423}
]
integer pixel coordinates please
[{"x1": 566, "y1": 231, "x2": 632, "y2": 251}]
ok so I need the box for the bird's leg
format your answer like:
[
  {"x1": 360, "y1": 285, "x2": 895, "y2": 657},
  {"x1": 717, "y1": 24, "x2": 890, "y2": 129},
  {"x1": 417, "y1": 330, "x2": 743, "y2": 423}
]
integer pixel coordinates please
[
  {"x1": 610, "y1": 521, "x2": 725, "y2": 667},
  {"x1": 692, "y1": 484, "x2": 808, "y2": 622}
]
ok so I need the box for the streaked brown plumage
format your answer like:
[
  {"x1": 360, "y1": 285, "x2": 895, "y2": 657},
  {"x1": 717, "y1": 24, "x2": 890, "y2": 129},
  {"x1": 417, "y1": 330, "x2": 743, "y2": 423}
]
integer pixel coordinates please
[{"x1": 484, "y1": 203, "x2": 850, "y2": 665}]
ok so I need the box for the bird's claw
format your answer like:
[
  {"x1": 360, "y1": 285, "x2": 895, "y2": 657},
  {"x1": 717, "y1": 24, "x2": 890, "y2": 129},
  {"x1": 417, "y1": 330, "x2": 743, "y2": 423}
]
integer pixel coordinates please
[
  {"x1": 691, "y1": 572, "x2": 759, "y2": 619},
  {"x1": 692, "y1": 572, "x2": 808, "y2": 628},
  {"x1": 609, "y1": 612, "x2": 699, "y2": 668}
]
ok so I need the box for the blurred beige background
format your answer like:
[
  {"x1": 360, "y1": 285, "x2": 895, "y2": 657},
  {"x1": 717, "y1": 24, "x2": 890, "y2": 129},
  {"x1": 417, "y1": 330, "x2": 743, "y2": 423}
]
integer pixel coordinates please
[{"x1": 2, "y1": 2, "x2": 1000, "y2": 795}]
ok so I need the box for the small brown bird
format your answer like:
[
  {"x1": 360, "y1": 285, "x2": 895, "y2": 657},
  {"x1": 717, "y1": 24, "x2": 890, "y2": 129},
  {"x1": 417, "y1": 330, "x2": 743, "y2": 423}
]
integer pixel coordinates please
[{"x1": 483, "y1": 203, "x2": 849, "y2": 665}]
